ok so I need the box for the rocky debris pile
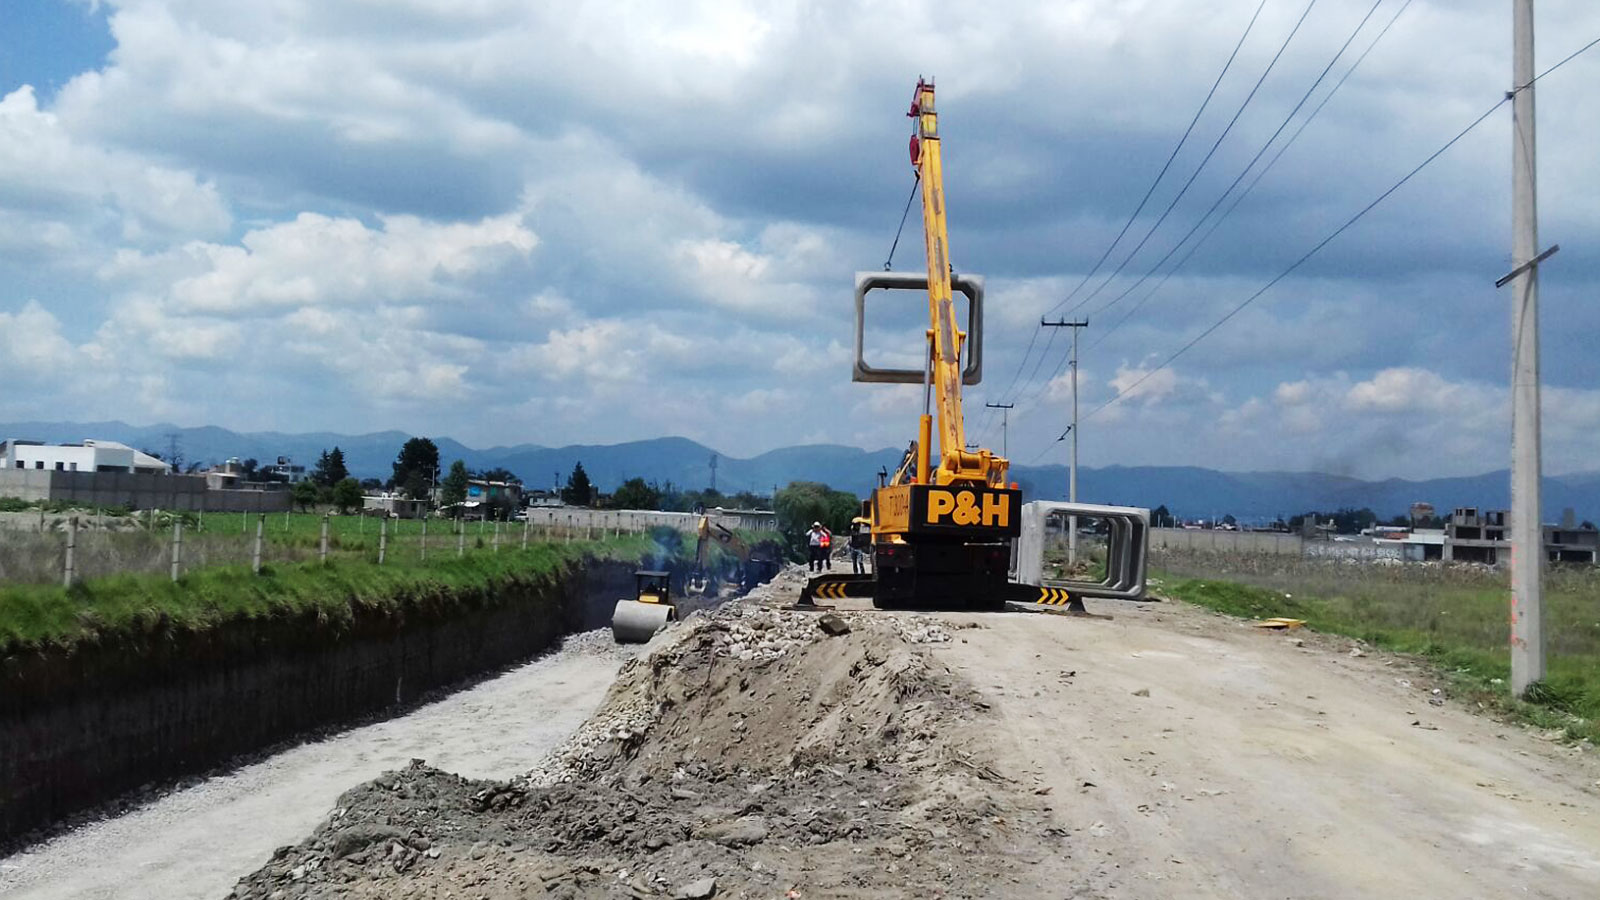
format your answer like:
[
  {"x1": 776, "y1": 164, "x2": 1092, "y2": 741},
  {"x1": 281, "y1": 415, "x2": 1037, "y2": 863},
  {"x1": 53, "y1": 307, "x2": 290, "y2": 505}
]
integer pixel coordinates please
[
  {"x1": 561, "y1": 627, "x2": 651, "y2": 662},
  {"x1": 232, "y1": 592, "x2": 1056, "y2": 899}
]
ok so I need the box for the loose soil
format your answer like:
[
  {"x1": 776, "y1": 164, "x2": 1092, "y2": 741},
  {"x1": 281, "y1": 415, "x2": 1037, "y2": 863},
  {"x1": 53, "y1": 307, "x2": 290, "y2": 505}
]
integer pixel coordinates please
[{"x1": 42, "y1": 564, "x2": 1600, "y2": 898}]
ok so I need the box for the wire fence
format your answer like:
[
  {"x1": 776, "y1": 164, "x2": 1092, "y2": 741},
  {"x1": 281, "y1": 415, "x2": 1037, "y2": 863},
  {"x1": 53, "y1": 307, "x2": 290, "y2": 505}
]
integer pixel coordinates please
[{"x1": 0, "y1": 511, "x2": 653, "y2": 587}]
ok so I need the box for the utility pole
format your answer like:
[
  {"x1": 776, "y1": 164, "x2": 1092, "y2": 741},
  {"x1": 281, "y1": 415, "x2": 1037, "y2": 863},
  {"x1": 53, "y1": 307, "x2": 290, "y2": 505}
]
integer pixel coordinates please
[
  {"x1": 984, "y1": 402, "x2": 1014, "y2": 458},
  {"x1": 708, "y1": 454, "x2": 718, "y2": 493},
  {"x1": 1043, "y1": 318, "x2": 1088, "y2": 563},
  {"x1": 1500, "y1": 0, "x2": 1558, "y2": 697}
]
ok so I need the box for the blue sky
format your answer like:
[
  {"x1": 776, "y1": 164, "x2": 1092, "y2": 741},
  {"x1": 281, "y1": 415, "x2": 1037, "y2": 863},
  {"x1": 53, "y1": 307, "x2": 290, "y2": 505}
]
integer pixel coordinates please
[{"x1": 0, "y1": 0, "x2": 1596, "y2": 479}]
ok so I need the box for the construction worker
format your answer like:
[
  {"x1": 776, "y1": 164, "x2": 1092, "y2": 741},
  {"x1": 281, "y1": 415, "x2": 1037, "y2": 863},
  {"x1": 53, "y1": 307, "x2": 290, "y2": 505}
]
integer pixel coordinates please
[
  {"x1": 848, "y1": 518, "x2": 870, "y2": 574},
  {"x1": 807, "y1": 522, "x2": 827, "y2": 572}
]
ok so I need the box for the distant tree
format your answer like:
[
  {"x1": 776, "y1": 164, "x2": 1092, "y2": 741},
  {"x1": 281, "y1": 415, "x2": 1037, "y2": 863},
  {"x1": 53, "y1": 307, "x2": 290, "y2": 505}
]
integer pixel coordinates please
[
  {"x1": 331, "y1": 478, "x2": 363, "y2": 514},
  {"x1": 1387, "y1": 514, "x2": 1411, "y2": 527},
  {"x1": 1582, "y1": 520, "x2": 1597, "y2": 531},
  {"x1": 561, "y1": 462, "x2": 594, "y2": 507},
  {"x1": 403, "y1": 472, "x2": 429, "y2": 502},
  {"x1": 774, "y1": 481, "x2": 858, "y2": 553},
  {"x1": 392, "y1": 438, "x2": 440, "y2": 498},
  {"x1": 1151, "y1": 504, "x2": 1172, "y2": 528},
  {"x1": 291, "y1": 480, "x2": 319, "y2": 512},
  {"x1": 1221, "y1": 514, "x2": 1237, "y2": 527},
  {"x1": 730, "y1": 490, "x2": 767, "y2": 510},
  {"x1": 476, "y1": 466, "x2": 522, "y2": 484},
  {"x1": 240, "y1": 458, "x2": 260, "y2": 480},
  {"x1": 610, "y1": 477, "x2": 661, "y2": 510},
  {"x1": 358, "y1": 477, "x2": 384, "y2": 490},
  {"x1": 441, "y1": 460, "x2": 470, "y2": 513},
  {"x1": 312, "y1": 447, "x2": 349, "y2": 487}
]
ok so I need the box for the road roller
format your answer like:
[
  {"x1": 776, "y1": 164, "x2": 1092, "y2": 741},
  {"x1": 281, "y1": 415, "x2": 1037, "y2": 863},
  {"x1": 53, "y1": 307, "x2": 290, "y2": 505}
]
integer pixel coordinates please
[{"x1": 611, "y1": 569, "x2": 677, "y2": 643}]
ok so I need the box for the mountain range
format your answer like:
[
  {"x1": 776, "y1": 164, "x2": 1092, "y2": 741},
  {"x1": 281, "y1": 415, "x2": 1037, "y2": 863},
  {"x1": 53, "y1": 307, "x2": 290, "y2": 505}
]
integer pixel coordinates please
[{"x1": 4, "y1": 421, "x2": 1596, "y2": 522}]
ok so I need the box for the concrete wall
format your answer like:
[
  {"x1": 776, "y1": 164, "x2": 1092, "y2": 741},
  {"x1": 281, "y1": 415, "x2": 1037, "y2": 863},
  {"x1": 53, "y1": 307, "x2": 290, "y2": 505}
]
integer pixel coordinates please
[
  {"x1": 0, "y1": 470, "x2": 289, "y2": 513},
  {"x1": 0, "y1": 560, "x2": 640, "y2": 841},
  {"x1": 1148, "y1": 527, "x2": 1305, "y2": 556},
  {"x1": 523, "y1": 507, "x2": 779, "y2": 534}
]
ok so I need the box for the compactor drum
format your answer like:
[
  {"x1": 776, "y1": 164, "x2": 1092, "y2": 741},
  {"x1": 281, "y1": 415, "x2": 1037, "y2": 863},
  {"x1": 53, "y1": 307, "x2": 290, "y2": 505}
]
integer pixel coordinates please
[{"x1": 611, "y1": 570, "x2": 677, "y2": 643}]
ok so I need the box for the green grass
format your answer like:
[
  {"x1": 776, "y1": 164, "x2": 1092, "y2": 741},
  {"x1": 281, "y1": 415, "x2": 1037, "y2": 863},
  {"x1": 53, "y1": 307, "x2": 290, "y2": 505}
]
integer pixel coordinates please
[
  {"x1": 1152, "y1": 553, "x2": 1600, "y2": 745},
  {"x1": 0, "y1": 532, "x2": 665, "y2": 653}
]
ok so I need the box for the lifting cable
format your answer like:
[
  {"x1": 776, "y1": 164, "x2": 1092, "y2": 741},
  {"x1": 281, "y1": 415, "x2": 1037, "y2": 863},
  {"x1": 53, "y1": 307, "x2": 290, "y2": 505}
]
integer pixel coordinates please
[{"x1": 883, "y1": 175, "x2": 921, "y2": 271}]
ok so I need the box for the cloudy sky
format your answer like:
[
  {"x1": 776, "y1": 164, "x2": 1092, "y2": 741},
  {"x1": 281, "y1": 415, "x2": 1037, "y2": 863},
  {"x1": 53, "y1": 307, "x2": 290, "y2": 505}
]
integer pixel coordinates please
[{"x1": 0, "y1": 0, "x2": 1595, "y2": 479}]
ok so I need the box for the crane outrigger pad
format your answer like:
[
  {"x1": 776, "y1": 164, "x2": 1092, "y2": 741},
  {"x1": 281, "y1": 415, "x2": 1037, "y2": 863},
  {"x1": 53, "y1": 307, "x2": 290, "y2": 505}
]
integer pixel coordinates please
[
  {"x1": 796, "y1": 573, "x2": 876, "y2": 605},
  {"x1": 796, "y1": 571, "x2": 1088, "y2": 612}
]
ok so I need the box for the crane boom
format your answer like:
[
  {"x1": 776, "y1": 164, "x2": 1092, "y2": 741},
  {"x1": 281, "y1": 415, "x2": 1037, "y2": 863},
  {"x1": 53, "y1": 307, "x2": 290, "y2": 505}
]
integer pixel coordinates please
[{"x1": 909, "y1": 79, "x2": 1007, "y2": 487}]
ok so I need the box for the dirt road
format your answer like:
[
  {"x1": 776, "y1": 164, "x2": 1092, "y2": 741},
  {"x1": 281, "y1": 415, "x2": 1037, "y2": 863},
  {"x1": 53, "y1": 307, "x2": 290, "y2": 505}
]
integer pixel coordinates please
[
  {"x1": 0, "y1": 632, "x2": 630, "y2": 900},
  {"x1": 937, "y1": 599, "x2": 1600, "y2": 898}
]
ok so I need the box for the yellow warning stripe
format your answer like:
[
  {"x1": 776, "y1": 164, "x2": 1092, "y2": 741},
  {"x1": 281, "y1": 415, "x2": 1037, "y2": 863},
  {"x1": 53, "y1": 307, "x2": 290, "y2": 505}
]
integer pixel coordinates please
[
  {"x1": 1035, "y1": 587, "x2": 1076, "y2": 606},
  {"x1": 813, "y1": 581, "x2": 849, "y2": 599}
]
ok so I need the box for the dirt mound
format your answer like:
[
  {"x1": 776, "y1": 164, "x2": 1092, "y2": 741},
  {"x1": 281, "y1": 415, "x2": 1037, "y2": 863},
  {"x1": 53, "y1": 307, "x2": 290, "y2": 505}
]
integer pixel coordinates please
[{"x1": 230, "y1": 603, "x2": 1060, "y2": 899}]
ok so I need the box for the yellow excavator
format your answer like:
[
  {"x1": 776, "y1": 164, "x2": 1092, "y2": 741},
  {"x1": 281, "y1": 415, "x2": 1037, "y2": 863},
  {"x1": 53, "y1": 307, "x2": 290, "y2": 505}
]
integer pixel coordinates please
[
  {"x1": 801, "y1": 78, "x2": 1089, "y2": 610},
  {"x1": 686, "y1": 515, "x2": 775, "y2": 595},
  {"x1": 612, "y1": 515, "x2": 779, "y2": 642}
]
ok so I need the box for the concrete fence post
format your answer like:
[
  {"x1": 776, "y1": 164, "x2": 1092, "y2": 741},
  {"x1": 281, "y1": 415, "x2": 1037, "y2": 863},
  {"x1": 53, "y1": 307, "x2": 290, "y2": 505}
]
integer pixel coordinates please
[
  {"x1": 522, "y1": 518, "x2": 529, "y2": 550},
  {"x1": 63, "y1": 516, "x2": 78, "y2": 587},
  {"x1": 421, "y1": 517, "x2": 428, "y2": 561},
  {"x1": 171, "y1": 520, "x2": 183, "y2": 582},
  {"x1": 378, "y1": 517, "x2": 388, "y2": 565},
  {"x1": 566, "y1": 514, "x2": 573, "y2": 544},
  {"x1": 492, "y1": 519, "x2": 500, "y2": 553},
  {"x1": 320, "y1": 514, "x2": 330, "y2": 564},
  {"x1": 252, "y1": 514, "x2": 265, "y2": 574},
  {"x1": 457, "y1": 520, "x2": 466, "y2": 558}
]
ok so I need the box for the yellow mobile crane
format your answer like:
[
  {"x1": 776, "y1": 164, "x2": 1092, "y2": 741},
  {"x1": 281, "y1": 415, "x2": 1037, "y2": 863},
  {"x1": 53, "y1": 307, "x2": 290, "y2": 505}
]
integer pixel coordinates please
[{"x1": 801, "y1": 78, "x2": 1062, "y2": 610}]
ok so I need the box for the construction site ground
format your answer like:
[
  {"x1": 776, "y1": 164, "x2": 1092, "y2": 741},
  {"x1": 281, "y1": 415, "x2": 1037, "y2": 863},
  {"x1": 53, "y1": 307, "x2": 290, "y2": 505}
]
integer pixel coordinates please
[{"x1": 8, "y1": 566, "x2": 1600, "y2": 898}]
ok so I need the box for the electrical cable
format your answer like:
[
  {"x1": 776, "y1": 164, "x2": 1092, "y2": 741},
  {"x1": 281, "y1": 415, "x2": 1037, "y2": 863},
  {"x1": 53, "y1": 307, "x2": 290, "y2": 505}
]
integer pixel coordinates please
[
  {"x1": 1018, "y1": 28, "x2": 1600, "y2": 465},
  {"x1": 1066, "y1": 27, "x2": 1600, "y2": 437},
  {"x1": 1018, "y1": 95, "x2": 1509, "y2": 465},
  {"x1": 971, "y1": 0, "x2": 1270, "y2": 442},
  {"x1": 996, "y1": 0, "x2": 1319, "y2": 422},
  {"x1": 1092, "y1": 0, "x2": 1414, "y2": 354},
  {"x1": 1052, "y1": 0, "x2": 1318, "y2": 320}
]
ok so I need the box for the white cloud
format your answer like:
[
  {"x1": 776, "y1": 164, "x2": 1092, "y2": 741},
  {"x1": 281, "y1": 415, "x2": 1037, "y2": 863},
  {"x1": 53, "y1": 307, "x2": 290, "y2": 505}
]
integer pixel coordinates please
[{"x1": 0, "y1": 85, "x2": 229, "y2": 253}]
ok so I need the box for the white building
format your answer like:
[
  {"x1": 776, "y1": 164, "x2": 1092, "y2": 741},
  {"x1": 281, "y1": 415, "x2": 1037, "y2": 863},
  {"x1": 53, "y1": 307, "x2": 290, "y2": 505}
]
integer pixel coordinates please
[{"x1": 0, "y1": 439, "x2": 171, "y2": 474}]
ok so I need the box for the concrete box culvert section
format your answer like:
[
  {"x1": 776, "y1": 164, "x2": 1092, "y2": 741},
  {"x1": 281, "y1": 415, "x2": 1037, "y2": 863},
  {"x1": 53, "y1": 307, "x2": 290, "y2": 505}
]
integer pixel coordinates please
[{"x1": 0, "y1": 559, "x2": 655, "y2": 845}]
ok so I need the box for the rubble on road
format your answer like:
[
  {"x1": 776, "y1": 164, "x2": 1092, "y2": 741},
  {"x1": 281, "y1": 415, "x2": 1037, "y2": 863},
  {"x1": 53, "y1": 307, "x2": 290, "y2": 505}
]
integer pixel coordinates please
[{"x1": 230, "y1": 589, "x2": 1060, "y2": 899}]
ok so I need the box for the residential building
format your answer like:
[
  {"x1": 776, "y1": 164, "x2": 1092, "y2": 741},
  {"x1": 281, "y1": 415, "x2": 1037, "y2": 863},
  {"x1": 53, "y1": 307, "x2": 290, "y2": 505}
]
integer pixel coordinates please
[
  {"x1": 467, "y1": 479, "x2": 522, "y2": 507},
  {"x1": 1444, "y1": 507, "x2": 1508, "y2": 563},
  {"x1": 1, "y1": 439, "x2": 170, "y2": 474},
  {"x1": 262, "y1": 457, "x2": 308, "y2": 483}
]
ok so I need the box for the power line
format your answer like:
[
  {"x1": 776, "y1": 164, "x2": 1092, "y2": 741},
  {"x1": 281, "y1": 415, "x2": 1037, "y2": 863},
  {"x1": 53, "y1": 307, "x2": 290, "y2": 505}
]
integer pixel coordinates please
[
  {"x1": 1071, "y1": 96, "x2": 1512, "y2": 442},
  {"x1": 1019, "y1": 27, "x2": 1600, "y2": 466},
  {"x1": 1053, "y1": 0, "x2": 1319, "y2": 320},
  {"x1": 1092, "y1": 0, "x2": 1414, "y2": 354},
  {"x1": 1001, "y1": 0, "x2": 1320, "y2": 417},
  {"x1": 1073, "y1": 27, "x2": 1600, "y2": 431},
  {"x1": 972, "y1": 0, "x2": 1269, "y2": 440},
  {"x1": 1089, "y1": 0, "x2": 1383, "y2": 323}
]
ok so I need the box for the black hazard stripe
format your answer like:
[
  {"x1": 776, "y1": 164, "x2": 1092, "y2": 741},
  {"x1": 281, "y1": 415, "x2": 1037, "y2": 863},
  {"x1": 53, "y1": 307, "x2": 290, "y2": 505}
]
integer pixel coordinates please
[{"x1": 1035, "y1": 587, "x2": 1076, "y2": 606}]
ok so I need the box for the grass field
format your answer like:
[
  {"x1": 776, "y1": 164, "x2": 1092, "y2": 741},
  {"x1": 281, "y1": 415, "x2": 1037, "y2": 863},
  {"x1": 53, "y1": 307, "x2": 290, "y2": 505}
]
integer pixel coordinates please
[
  {"x1": 0, "y1": 511, "x2": 621, "y2": 585},
  {"x1": 0, "y1": 525, "x2": 672, "y2": 653},
  {"x1": 1153, "y1": 549, "x2": 1600, "y2": 744}
]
